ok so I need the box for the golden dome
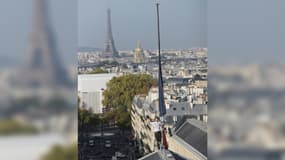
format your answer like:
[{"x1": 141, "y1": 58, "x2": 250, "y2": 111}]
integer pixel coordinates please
[{"x1": 135, "y1": 40, "x2": 143, "y2": 52}]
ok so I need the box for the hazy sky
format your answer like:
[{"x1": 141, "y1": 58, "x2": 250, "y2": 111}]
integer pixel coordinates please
[
  {"x1": 78, "y1": 0, "x2": 207, "y2": 50},
  {"x1": 0, "y1": 0, "x2": 77, "y2": 65},
  {"x1": 209, "y1": 0, "x2": 285, "y2": 64},
  {"x1": 1, "y1": 0, "x2": 284, "y2": 66}
]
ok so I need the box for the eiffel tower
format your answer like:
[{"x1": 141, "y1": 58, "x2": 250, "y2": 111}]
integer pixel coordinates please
[
  {"x1": 104, "y1": 9, "x2": 119, "y2": 57},
  {"x1": 22, "y1": 0, "x2": 71, "y2": 88}
]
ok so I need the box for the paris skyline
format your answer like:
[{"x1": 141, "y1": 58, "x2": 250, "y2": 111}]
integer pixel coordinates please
[
  {"x1": 1, "y1": 0, "x2": 285, "y2": 65},
  {"x1": 79, "y1": 0, "x2": 207, "y2": 50}
]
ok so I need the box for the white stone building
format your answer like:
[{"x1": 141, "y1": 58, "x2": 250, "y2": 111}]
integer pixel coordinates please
[{"x1": 78, "y1": 73, "x2": 117, "y2": 113}]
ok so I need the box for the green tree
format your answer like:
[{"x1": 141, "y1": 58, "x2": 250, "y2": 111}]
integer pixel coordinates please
[
  {"x1": 102, "y1": 74, "x2": 156, "y2": 129},
  {"x1": 78, "y1": 107, "x2": 99, "y2": 131},
  {"x1": 0, "y1": 119, "x2": 38, "y2": 135},
  {"x1": 41, "y1": 144, "x2": 77, "y2": 160}
]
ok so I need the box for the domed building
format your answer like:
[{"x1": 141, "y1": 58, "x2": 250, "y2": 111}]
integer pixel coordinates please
[{"x1": 133, "y1": 41, "x2": 145, "y2": 63}]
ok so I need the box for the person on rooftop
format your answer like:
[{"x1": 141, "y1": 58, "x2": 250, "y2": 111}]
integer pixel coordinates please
[{"x1": 146, "y1": 116, "x2": 162, "y2": 150}]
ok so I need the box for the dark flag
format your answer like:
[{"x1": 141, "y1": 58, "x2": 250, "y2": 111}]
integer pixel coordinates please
[
  {"x1": 156, "y1": 2, "x2": 168, "y2": 151},
  {"x1": 158, "y1": 54, "x2": 166, "y2": 117},
  {"x1": 156, "y1": 3, "x2": 167, "y2": 117}
]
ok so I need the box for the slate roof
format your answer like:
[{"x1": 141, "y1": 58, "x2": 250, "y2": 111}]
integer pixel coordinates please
[
  {"x1": 166, "y1": 103, "x2": 207, "y2": 117},
  {"x1": 166, "y1": 102, "x2": 192, "y2": 116},
  {"x1": 192, "y1": 104, "x2": 207, "y2": 115},
  {"x1": 174, "y1": 119, "x2": 207, "y2": 159}
]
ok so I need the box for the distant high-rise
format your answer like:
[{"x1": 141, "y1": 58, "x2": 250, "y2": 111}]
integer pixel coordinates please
[
  {"x1": 104, "y1": 9, "x2": 118, "y2": 57},
  {"x1": 23, "y1": 0, "x2": 71, "y2": 88}
]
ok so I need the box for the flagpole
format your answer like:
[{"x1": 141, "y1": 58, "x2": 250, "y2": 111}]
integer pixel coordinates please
[
  {"x1": 155, "y1": 2, "x2": 165, "y2": 153},
  {"x1": 156, "y1": 3, "x2": 161, "y2": 61}
]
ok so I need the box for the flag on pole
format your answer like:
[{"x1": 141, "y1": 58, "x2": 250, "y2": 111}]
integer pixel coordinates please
[
  {"x1": 155, "y1": 2, "x2": 168, "y2": 151},
  {"x1": 158, "y1": 55, "x2": 166, "y2": 117},
  {"x1": 156, "y1": 3, "x2": 166, "y2": 117}
]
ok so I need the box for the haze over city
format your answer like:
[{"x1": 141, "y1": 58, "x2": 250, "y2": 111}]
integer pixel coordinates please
[
  {"x1": 79, "y1": 0, "x2": 207, "y2": 50},
  {"x1": 209, "y1": 0, "x2": 285, "y2": 64},
  {"x1": 0, "y1": 0, "x2": 77, "y2": 66},
  {"x1": 1, "y1": 0, "x2": 284, "y2": 65}
]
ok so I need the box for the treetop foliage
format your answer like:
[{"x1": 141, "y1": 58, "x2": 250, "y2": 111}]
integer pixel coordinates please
[
  {"x1": 102, "y1": 74, "x2": 156, "y2": 129},
  {"x1": 41, "y1": 144, "x2": 77, "y2": 160}
]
